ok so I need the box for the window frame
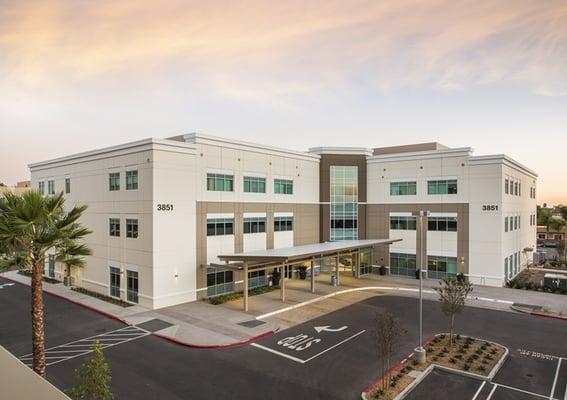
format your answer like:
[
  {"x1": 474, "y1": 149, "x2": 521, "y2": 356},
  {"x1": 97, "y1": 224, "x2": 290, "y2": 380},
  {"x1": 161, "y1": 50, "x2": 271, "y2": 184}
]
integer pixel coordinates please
[
  {"x1": 206, "y1": 173, "x2": 234, "y2": 192},
  {"x1": 126, "y1": 218, "x2": 138, "y2": 239},
  {"x1": 126, "y1": 170, "x2": 138, "y2": 190},
  {"x1": 243, "y1": 176, "x2": 266, "y2": 193},
  {"x1": 109, "y1": 218, "x2": 121, "y2": 237},
  {"x1": 109, "y1": 172, "x2": 120, "y2": 191},
  {"x1": 274, "y1": 178, "x2": 293, "y2": 195}
]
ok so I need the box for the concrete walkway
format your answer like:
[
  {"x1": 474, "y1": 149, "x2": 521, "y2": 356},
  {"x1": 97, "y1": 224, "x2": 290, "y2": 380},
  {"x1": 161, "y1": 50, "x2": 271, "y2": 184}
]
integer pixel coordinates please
[{"x1": 3, "y1": 269, "x2": 565, "y2": 347}]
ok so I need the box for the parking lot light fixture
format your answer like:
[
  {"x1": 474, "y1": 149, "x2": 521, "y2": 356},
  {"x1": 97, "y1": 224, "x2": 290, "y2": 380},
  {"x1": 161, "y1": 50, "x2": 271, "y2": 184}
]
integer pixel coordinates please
[{"x1": 412, "y1": 210, "x2": 430, "y2": 364}]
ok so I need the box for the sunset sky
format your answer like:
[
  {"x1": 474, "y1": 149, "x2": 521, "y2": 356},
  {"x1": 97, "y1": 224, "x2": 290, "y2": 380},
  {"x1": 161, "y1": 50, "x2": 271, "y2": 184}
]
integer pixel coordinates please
[{"x1": 1, "y1": 0, "x2": 566, "y2": 204}]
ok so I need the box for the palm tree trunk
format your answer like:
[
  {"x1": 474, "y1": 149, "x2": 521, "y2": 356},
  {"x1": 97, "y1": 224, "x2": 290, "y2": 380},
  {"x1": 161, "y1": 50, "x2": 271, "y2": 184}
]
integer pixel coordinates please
[{"x1": 31, "y1": 257, "x2": 46, "y2": 377}]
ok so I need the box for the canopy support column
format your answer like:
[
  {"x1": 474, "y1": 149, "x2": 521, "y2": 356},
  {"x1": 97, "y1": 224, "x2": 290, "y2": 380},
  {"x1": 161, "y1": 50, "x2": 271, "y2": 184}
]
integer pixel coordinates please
[
  {"x1": 310, "y1": 257, "x2": 316, "y2": 293},
  {"x1": 243, "y1": 262, "x2": 249, "y2": 312},
  {"x1": 335, "y1": 254, "x2": 340, "y2": 286},
  {"x1": 280, "y1": 264, "x2": 286, "y2": 303},
  {"x1": 355, "y1": 250, "x2": 361, "y2": 279}
]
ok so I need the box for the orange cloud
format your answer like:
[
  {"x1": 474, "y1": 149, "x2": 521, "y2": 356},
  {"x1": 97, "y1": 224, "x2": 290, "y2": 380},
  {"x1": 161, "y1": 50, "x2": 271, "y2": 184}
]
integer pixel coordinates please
[{"x1": 1, "y1": 0, "x2": 566, "y2": 99}]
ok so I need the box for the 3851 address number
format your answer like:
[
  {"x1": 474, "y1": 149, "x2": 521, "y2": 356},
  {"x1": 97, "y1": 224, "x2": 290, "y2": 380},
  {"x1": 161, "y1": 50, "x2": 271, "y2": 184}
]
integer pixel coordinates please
[
  {"x1": 482, "y1": 205, "x2": 498, "y2": 211},
  {"x1": 157, "y1": 204, "x2": 174, "y2": 211}
]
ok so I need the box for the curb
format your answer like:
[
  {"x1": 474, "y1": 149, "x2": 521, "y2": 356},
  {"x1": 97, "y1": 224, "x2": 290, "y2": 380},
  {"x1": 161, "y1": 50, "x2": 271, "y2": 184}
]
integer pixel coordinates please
[
  {"x1": 152, "y1": 329, "x2": 275, "y2": 350},
  {"x1": 2, "y1": 274, "x2": 275, "y2": 349},
  {"x1": 511, "y1": 304, "x2": 567, "y2": 321}
]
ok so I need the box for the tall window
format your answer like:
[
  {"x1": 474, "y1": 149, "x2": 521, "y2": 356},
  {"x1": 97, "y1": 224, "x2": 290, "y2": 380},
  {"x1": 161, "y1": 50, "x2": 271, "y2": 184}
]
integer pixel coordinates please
[
  {"x1": 330, "y1": 166, "x2": 358, "y2": 240},
  {"x1": 248, "y1": 270, "x2": 267, "y2": 289},
  {"x1": 38, "y1": 181, "x2": 45, "y2": 194},
  {"x1": 390, "y1": 253, "x2": 417, "y2": 277},
  {"x1": 109, "y1": 267, "x2": 120, "y2": 298},
  {"x1": 427, "y1": 179, "x2": 458, "y2": 195},
  {"x1": 243, "y1": 176, "x2": 266, "y2": 193},
  {"x1": 505, "y1": 217, "x2": 509, "y2": 232},
  {"x1": 65, "y1": 178, "x2": 71, "y2": 194},
  {"x1": 126, "y1": 170, "x2": 138, "y2": 190},
  {"x1": 274, "y1": 179, "x2": 293, "y2": 194},
  {"x1": 126, "y1": 271, "x2": 138, "y2": 303},
  {"x1": 274, "y1": 216, "x2": 293, "y2": 232},
  {"x1": 207, "y1": 218, "x2": 234, "y2": 236},
  {"x1": 390, "y1": 181, "x2": 417, "y2": 196},
  {"x1": 47, "y1": 180, "x2": 55, "y2": 195},
  {"x1": 126, "y1": 219, "x2": 138, "y2": 238},
  {"x1": 109, "y1": 173, "x2": 120, "y2": 191},
  {"x1": 505, "y1": 178, "x2": 509, "y2": 194},
  {"x1": 428, "y1": 255, "x2": 458, "y2": 280},
  {"x1": 207, "y1": 173, "x2": 233, "y2": 192},
  {"x1": 207, "y1": 267, "x2": 234, "y2": 297},
  {"x1": 243, "y1": 217, "x2": 266, "y2": 234},
  {"x1": 109, "y1": 218, "x2": 120, "y2": 237}
]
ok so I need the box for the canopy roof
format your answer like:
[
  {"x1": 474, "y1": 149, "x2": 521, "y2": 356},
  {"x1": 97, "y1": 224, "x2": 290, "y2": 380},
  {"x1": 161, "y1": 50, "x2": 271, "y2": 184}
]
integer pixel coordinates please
[{"x1": 217, "y1": 239, "x2": 401, "y2": 265}]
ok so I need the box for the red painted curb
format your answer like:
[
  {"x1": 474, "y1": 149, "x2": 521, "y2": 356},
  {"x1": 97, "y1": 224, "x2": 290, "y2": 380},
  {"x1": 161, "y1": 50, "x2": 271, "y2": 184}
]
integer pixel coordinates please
[
  {"x1": 152, "y1": 329, "x2": 275, "y2": 350},
  {"x1": 531, "y1": 311, "x2": 567, "y2": 321},
  {"x1": 362, "y1": 335, "x2": 436, "y2": 395},
  {"x1": 2, "y1": 274, "x2": 275, "y2": 349}
]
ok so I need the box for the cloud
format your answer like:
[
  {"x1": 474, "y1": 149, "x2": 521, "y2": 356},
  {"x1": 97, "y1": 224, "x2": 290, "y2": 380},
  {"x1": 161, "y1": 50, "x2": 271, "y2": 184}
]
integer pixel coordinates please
[{"x1": 0, "y1": 0, "x2": 566, "y2": 101}]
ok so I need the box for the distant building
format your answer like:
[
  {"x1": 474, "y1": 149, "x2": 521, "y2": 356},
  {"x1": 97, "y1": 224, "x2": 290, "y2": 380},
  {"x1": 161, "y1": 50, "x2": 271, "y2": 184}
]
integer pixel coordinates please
[{"x1": 0, "y1": 181, "x2": 31, "y2": 196}]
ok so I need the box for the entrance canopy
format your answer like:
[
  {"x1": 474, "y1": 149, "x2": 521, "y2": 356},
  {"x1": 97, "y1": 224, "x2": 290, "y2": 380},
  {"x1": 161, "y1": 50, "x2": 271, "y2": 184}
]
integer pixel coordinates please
[
  {"x1": 217, "y1": 238, "x2": 401, "y2": 268},
  {"x1": 215, "y1": 238, "x2": 401, "y2": 312}
]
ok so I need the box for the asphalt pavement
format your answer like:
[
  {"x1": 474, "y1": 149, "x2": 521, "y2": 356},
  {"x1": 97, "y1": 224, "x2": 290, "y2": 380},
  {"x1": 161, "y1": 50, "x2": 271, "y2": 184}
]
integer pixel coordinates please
[{"x1": 1, "y1": 276, "x2": 566, "y2": 400}]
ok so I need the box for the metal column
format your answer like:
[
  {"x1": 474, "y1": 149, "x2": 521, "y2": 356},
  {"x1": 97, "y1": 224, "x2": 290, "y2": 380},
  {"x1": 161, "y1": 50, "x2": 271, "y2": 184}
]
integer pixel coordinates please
[
  {"x1": 280, "y1": 265, "x2": 286, "y2": 302},
  {"x1": 335, "y1": 254, "x2": 340, "y2": 286},
  {"x1": 243, "y1": 262, "x2": 249, "y2": 312},
  {"x1": 310, "y1": 258, "x2": 316, "y2": 293}
]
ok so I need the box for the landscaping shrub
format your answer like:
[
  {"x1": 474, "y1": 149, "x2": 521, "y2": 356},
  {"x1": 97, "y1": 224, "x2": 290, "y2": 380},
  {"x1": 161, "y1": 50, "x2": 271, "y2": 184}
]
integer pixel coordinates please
[{"x1": 208, "y1": 286, "x2": 277, "y2": 305}]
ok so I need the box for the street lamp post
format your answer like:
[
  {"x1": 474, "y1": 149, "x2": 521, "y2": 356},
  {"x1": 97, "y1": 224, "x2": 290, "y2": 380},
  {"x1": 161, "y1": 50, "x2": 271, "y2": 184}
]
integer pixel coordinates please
[{"x1": 412, "y1": 210, "x2": 430, "y2": 364}]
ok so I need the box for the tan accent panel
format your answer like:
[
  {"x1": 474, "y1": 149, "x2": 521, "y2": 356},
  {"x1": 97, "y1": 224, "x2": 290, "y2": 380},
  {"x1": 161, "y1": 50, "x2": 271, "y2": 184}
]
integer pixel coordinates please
[
  {"x1": 195, "y1": 202, "x2": 320, "y2": 298},
  {"x1": 372, "y1": 142, "x2": 448, "y2": 156},
  {"x1": 366, "y1": 203, "x2": 469, "y2": 274}
]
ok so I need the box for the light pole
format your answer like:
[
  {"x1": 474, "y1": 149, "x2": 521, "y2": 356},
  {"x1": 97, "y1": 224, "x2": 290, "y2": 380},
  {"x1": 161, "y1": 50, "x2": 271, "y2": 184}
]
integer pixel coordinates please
[{"x1": 412, "y1": 210, "x2": 430, "y2": 364}]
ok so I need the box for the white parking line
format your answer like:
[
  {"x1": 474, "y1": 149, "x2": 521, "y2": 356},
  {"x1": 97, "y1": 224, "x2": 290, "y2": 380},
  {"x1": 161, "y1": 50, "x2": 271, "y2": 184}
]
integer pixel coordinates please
[
  {"x1": 551, "y1": 358, "x2": 563, "y2": 399},
  {"x1": 471, "y1": 381, "x2": 486, "y2": 400},
  {"x1": 302, "y1": 330, "x2": 366, "y2": 363},
  {"x1": 495, "y1": 383, "x2": 555, "y2": 399},
  {"x1": 486, "y1": 383, "x2": 498, "y2": 400},
  {"x1": 19, "y1": 325, "x2": 150, "y2": 367}
]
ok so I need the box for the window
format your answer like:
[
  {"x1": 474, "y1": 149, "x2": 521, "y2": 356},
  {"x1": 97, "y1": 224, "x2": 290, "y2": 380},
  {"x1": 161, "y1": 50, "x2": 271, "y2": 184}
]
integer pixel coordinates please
[
  {"x1": 126, "y1": 271, "x2": 138, "y2": 303},
  {"x1": 505, "y1": 179, "x2": 509, "y2": 194},
  {"x1": 109, "y1": 173, "x2": 120, "y2": 191},
  {"x1": 428, "y1": 255, "x2": 458, "y2": 280},
  {"x1": 514, "y1": 216, "x2": 518, "y2": 230},
  {"x1": 38, "y1": 181, "x2": 45, "y2": 194},
  {"x1": 330, "y1": 166, "x2": 358, "y2": 240},
  {"x1": 274, "y1": 216, "x2": 293, "y2": 232},
  {"x1": 207, "y1": 267, "x2": 234, "y2": 297},
  {"x1": 47, "y1": 180, "x2": 55, "y2": 195},
  {"x1": 427, "y1": 179, "x2": 457, "y2": 195},
  {"x1": 428, "y1": 217, "x2": 458, "y2": 232},
  {"x1": 390, "y1": 181, "x2": 417, "y2": 196},
  {"x1": 504, "y1": 258, "x2": 508, "y2": 281},
  {"x1": 206, "y1": 173, "x2": 233, "y2": 192},
  {"x1": 243, "y1": 217, "x2": 266, "y2": 234},
  {"x1": 389, "y1": 216, "x2": 417, "y2": 231},
  {"x1": 109, "y1": 218, "x2": 120, "y2": 237},
  {"x1": 126, "y1": 219, "x2": 138, "y2": 238},
  {"x1": 243, "y1": 176, "x2": 266, "y2": 193},
  {"x1": 248, "y1": 270, "x2": 267, "y2": 289},
  {"x1": 274, "y1": 179, "x2": 293, "y2": 194},
  {"x1": 126, "y1": 170, "x2": 138, "y2": 190},
  {"x1": 109, "y1": 267, "x2": 120, "y2": 298},
  {"x1": 514, "y1": 182, "x2": 519, "y2": 196},
  {"x1": 505, "y1": 217, "x2": 509, "y2": 232},
  {"x1": 48, "y1": 254, "x2": 55, "y2": 278},
  {"x1": 519, "y1": 183, "x2": 521, "y2": 196},
  {"x1": 65, "y1": 178, "x2": 71, "y2": 194},
  {"x1": 389, "y1": 253, "x2": 417, "y2": 277},
  {"x1": 207, "y1": 218, "x2": 234, "y2": 236}
]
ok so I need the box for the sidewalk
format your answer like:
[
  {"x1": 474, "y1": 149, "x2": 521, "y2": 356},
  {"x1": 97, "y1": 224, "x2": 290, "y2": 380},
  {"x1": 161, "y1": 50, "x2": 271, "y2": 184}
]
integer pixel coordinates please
[{"x1": 1, "y1": 270, "x2": 278, "y2": 348}]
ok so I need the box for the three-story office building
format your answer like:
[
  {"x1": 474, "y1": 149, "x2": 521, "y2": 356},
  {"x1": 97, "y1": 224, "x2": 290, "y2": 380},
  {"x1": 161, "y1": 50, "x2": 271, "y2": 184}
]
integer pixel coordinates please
[{"x1": 29, "y1": 135, "x2": 537, "y2": 309}]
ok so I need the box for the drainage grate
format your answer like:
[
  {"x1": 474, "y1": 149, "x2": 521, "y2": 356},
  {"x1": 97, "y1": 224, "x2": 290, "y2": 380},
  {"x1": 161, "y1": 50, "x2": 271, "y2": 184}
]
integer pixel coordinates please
[{"x1": 238, "y1": 320, "x2": 266, "y2": 328}]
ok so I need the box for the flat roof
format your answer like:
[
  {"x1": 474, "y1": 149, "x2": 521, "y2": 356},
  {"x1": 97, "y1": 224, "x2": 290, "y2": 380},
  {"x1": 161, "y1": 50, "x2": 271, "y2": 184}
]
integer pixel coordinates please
[{"x1": 218, "y1": 239, "x2": 401, "y2": 263}]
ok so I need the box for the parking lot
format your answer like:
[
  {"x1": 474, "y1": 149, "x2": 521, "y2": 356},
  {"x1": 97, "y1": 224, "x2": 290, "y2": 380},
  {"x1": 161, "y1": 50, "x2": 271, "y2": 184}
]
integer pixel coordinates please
[{"x1": 1, "y1": 276, "x2": 567, "y2": 399}]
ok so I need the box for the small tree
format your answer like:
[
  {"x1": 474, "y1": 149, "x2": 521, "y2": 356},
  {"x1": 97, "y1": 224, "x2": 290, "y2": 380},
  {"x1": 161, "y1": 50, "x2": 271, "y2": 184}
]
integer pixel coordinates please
[
  {"x1": 66, "y1": 341, "x2": 113, "y2": 400},
  {"x1": 374, "y1": 312, "x2": 407, "y2": 392},
  {"x1": 435, "y1": 277, "x2": 473, "y2": 346}
]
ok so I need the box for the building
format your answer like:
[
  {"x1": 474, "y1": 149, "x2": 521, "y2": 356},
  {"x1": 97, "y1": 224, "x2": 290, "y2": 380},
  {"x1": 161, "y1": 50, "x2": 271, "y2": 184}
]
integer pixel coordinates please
[
  {"x1": 28, "y1": 134, "x2": 537, "y2": 309},
  {"x1": 0, "y1": 180, "x2": 31, "y2": 196}
]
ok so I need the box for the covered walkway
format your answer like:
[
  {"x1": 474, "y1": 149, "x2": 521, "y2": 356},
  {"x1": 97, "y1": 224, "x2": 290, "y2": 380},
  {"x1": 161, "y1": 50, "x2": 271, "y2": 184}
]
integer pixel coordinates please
[{"x1": 216, "y1": 239, "x2": 401, "y2": 311}]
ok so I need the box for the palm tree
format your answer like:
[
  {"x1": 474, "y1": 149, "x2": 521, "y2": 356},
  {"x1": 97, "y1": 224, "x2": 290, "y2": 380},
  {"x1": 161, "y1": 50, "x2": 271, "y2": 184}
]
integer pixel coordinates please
[{"x1": 0, "y1": 191, "x2": 91, "y2": 378}]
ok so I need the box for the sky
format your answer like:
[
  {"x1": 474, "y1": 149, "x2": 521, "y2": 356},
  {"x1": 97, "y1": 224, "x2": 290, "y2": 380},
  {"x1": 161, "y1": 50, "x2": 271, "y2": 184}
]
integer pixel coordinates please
[{"x1": 0, "y1": 0, "x2": 566, "y2": 204}]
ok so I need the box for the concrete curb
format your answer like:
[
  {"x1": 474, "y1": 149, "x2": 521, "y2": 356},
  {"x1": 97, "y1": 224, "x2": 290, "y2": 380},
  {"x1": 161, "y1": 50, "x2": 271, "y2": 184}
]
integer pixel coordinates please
[
  {"x1": 2, "y1": 275, "x2": 275, "y2": 349},
  {"x1": 152, "y1": 330, "x2": 275, "y2": 350},
  {"x1": 511, "y1": 304, "x2": 567, "y2": 321},
  {"x1": 361, "y1": 333, "x2": 509, "y2": 400}
]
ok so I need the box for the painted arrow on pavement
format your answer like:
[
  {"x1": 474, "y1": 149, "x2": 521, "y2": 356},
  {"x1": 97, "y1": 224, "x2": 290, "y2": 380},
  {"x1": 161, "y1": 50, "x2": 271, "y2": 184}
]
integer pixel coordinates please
[
  {"x1": 0, "y1": 283, "x2": 15, "y2": 289},
  {"x1": 314, "y1": 325, "x2": 348, "y2": 333}
]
